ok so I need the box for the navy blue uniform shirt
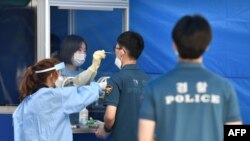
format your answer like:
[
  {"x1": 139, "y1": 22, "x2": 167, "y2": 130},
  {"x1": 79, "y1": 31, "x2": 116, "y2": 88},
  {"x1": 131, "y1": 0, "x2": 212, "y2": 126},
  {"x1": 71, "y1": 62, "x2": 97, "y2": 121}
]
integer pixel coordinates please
[{"x1": 104, "y1": 64, "x2": 149, "y2": 141}]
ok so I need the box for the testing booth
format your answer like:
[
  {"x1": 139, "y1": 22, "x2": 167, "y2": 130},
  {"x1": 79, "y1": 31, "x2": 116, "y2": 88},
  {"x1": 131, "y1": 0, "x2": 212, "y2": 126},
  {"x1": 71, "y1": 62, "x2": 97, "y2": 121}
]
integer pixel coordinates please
[
  {"x1": 1, "y1": 0, "x2": 250, "y2": 141},
  {"x1": 0, "y1": 0, "x2": 129, "y2": 141}
]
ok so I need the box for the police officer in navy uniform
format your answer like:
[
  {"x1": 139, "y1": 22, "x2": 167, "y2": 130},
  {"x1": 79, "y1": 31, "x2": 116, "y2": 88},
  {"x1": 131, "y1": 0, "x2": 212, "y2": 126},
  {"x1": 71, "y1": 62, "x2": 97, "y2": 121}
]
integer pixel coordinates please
[
  {"x1": 95, "y1": 31, "x2": 150, "y2": 141},
  {"x1": 138, "y1": 14, "x2": 242, "y2": 141}
]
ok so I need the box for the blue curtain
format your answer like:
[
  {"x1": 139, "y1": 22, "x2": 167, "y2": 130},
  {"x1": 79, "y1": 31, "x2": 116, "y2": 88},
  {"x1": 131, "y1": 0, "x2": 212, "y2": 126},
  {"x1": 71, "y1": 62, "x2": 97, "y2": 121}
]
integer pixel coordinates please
[{"x1": 130, "y1": 0, "x2": 250, "y2": 124}]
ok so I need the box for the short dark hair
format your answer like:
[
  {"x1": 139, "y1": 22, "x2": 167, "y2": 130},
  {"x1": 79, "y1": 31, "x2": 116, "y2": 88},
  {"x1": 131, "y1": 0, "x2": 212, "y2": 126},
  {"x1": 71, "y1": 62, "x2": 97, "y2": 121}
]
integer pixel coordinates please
[
  {"x1": 59, "y1": 35, "x2": 87, "y2": 64},
  {"x1": 172, "y1": 14, "x2": 212, "y2": 59},
  {"x1": 117, "y1": 31, "x2": 144, "y2": 59}
]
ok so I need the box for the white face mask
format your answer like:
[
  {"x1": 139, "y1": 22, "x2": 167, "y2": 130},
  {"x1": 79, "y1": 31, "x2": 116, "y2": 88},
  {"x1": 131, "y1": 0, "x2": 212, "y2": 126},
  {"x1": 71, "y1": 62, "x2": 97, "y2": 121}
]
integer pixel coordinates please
[
  {"x1": 72, "y1": 52, "x2": 86, "y2": 67},
  {"x1": 115, "y1": 57, "x2": 122, "y2": 69},
  {"x1": 55, "y1": 76, "x2": 64, "y2": 87}
]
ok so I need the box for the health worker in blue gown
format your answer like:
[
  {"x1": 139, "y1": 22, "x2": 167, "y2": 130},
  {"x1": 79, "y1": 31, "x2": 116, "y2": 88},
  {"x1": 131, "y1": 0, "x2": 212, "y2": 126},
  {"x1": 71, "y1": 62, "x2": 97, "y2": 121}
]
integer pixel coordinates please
[
  {"x1": 58, "y1": 35, "x2": 106, "y2": 125},
  {"x1": 13, "y1": 58, "x2": 103, "y2": 141}
]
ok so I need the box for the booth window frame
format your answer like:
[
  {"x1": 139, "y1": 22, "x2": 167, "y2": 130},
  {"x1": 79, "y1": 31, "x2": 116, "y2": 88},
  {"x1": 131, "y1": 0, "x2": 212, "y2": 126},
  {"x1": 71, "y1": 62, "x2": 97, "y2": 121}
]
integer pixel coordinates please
[{"x1": 37, "y1": 0, "x2": 129, "y2": 61}]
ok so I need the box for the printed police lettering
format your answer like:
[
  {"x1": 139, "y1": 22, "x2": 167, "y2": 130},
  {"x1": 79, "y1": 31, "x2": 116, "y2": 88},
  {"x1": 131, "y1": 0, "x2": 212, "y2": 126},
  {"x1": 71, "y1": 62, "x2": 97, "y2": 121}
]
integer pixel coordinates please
[
  {"x1": 165, "y1": 94, "x2": 220, "y2": 104},
  {"x1": 165, "y1": 81, "x2": 220, "y2": 105}
]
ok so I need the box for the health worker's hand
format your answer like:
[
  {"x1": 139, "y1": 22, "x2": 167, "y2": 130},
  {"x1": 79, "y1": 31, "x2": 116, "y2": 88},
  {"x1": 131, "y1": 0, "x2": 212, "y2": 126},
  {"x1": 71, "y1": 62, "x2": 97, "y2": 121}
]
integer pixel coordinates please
[{"x1": 89, "y1": 50, "x2": 106, "y2": 72}]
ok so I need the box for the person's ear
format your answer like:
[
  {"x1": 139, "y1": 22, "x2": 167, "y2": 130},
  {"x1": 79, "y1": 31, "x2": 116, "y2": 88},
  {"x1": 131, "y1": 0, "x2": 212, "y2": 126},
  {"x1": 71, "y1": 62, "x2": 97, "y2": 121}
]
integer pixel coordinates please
[
  {"x1": 121, "y1": 49, "x2": 125, "y2": 54},
  {"x1": 47, "y1": 73, "x2": 55, "y2": 85},
  {"x1": 172, "y1": 42, "x2": 177, "y2": 52},
  {"x1": 49, "y1": 73, "x2": 53, "y2": 80},
  {"x1": 54, "y1": 71, "x2": 59, "y2": 79},
  {"x1": 172, "y1": 42, "x2": 179, "y2": 56},
  {"x1": 205, "y1": 46, "x2": 209, "y2": 52},
  {"x1": 121, "y1": 48, "x2": 127, "y2": 55},
  {"x1": 50, "y1": 71, "x2": 58, "y2": 81}
]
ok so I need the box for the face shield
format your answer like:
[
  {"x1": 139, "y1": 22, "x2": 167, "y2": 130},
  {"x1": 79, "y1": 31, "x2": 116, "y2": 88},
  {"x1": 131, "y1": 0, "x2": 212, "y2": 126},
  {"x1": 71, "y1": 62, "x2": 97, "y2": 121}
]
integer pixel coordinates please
[{"x1": 35, "y1": 62, "x2": 65, "y2": 74}]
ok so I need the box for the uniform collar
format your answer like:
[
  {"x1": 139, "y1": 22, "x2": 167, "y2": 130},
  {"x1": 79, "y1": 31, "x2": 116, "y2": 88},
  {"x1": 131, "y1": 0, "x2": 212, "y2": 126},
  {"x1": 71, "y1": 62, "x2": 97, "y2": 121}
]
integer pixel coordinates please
[
  {"x1": 176, "y1": 62, "x2": 204, "y2": 69},
  {"x1": 122, "y1": 64, "x2": 138, "y2": 70}
]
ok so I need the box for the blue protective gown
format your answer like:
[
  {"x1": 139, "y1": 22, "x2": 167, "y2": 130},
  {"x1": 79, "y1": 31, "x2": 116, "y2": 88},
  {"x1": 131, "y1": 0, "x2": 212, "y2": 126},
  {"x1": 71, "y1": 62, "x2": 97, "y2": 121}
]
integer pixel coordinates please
[
  {"x1": 12, "y1": 82, "x2": 101, "y2": 141},
  {"x1": 60, "y1": 67, "x2": 97, "y2": 125}
]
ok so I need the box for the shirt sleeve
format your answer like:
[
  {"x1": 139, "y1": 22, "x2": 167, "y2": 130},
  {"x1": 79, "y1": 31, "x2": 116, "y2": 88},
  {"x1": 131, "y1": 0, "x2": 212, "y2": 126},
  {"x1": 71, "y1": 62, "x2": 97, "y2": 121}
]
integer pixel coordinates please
[
  {"x1": 224, "y1": 82, "x2": 242, "y2": 122},
  {"x1": 72, "y1": 68, "x2": 97, "y2": 86},
  {"x1": 139, "y1": 83, "x2": 156, "y2": 121},
  {"x1": 56, "y1": 82, "x2": 100, "y2": 114},
  {"x1": 103, "y1": 77, "x2": 120, "y2": 107}
]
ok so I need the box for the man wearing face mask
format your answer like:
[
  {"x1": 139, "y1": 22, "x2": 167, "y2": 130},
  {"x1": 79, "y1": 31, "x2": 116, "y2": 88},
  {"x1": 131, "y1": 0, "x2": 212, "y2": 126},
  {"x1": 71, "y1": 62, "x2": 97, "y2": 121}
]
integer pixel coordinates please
[
  {"x1": 59, "y1": 35, "x2": 106, "y2": 124},
  {"x1": 95, "y1": 31, "x2": 150, "y2": 141}
]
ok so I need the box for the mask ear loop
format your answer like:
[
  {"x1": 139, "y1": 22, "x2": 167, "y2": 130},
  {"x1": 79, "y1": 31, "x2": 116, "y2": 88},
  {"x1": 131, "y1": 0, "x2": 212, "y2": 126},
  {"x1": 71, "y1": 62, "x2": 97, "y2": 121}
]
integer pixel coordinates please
[
  {"x1": 121, "y1": 48, "x2": 126, "y2": 54},
  {"x1": 119, "y1": 49, "x2": 126, "y2": 68}
]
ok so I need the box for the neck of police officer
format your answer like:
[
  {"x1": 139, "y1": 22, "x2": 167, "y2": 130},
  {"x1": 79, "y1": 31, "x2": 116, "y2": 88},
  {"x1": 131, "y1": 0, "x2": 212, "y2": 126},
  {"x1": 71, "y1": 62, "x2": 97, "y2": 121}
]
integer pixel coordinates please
[
  {"x1": 178, "y1": 56, "x2": 203, "y2": 63},
  {"x1": 121, "y1": 56, "x2": 136, "y2": 68}
]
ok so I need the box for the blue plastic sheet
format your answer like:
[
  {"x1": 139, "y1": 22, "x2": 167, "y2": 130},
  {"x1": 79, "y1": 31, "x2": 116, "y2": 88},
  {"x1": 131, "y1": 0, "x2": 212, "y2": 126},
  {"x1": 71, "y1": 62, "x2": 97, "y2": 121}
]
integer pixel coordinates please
[{"x1": 130, "y1": 0, "x2": 250, "y2": 124}]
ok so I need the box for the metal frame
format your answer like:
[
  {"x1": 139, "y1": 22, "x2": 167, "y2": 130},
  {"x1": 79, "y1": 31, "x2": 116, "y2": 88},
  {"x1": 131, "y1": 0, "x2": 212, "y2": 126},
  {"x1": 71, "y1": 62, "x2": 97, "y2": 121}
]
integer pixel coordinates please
[
  {"x1": 37, "y1": 0, "x2": 50, "y2": 61},
  {"x1": 68, "y1": 10, "x2": 76, "y2": 34},
  {"x1": 37, "y1": 0, "x2": 129, "y2": 61}
]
